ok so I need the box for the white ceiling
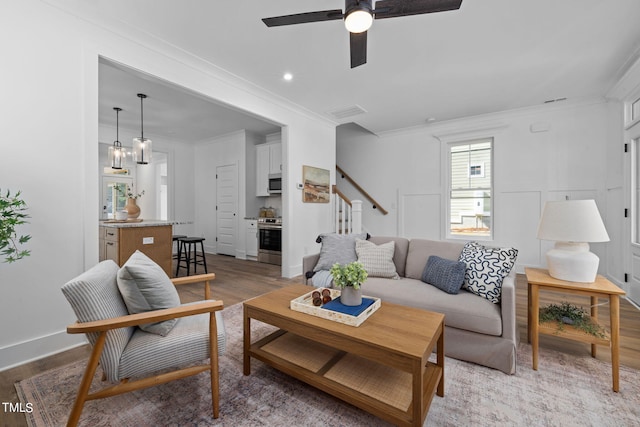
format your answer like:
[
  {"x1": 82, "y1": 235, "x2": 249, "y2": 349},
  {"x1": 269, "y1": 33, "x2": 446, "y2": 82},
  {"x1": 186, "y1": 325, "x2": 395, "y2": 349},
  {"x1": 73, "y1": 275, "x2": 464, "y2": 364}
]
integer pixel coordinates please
[
  {"x1": 90, "y1": 0, "x2": 640, "y2": 138},
  {"x1": 99, "y1": 60, "x2": 281, "y2": 143}
]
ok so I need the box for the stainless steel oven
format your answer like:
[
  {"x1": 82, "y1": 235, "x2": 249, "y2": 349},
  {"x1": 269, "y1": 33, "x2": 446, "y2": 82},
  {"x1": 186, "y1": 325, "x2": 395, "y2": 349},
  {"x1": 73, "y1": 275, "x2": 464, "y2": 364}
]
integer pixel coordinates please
[{"x1": 258, "y1": 217, "x2": 282, "y2": 265}]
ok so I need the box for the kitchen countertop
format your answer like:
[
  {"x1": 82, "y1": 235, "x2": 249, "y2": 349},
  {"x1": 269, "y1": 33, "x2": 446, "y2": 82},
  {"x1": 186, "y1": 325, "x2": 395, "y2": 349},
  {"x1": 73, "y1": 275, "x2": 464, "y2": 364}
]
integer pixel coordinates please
[{"x1": 100, "y1": 219, "x2": 191, "y2": 228}]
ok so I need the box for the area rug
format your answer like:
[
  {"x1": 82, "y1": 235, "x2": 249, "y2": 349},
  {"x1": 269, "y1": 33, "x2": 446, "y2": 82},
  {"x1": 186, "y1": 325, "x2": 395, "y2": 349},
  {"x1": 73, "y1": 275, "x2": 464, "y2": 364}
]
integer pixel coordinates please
[{"x1": 16, "y1": 303, "x2": 640, "y2": 427}]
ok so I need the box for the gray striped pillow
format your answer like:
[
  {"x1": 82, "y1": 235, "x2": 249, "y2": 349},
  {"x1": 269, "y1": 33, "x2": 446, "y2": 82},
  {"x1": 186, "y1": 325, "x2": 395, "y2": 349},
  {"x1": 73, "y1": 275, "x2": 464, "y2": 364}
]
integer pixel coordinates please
[{"x1": 355, "y1": 239, "x2": 399, "y2": 279}]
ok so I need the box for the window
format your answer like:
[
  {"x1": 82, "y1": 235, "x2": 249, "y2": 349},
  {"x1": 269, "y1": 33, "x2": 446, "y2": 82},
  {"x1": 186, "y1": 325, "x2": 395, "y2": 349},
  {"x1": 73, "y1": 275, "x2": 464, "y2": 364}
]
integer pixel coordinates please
[
  {"x1": 469, "y1": 163, "x2": 484, "y2": 177},
  {"x1": 449, "y1": 139, "x2": 492, "y2": 238}
]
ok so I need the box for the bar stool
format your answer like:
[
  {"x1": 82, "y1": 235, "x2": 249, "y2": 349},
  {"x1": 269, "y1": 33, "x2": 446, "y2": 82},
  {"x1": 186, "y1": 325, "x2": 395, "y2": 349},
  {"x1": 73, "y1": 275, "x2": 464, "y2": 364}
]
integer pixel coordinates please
[
  {"x1": 172, "y1": 235, "x2": 187, "y2": 262},
  {"x1": 176, "y1": 237, "x2": 208, "y2": 276}
]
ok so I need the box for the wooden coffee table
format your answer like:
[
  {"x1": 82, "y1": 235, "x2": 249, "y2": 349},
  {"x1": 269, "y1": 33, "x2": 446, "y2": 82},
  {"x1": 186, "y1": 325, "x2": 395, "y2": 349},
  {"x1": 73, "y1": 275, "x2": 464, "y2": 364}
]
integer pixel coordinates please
[{"x1": 243, "y1": 284, "x2": 445, "y2": 427}]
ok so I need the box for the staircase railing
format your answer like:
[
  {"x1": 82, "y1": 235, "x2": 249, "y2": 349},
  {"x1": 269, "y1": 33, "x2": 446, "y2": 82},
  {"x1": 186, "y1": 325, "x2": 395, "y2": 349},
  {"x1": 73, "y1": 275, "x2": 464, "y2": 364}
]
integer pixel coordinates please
[
  {"x1": 336, "y1": 165, "x2": 388, "y2": 215},
  {"x1": 332, "y1": 185, "x2": 362, "y2": 234}
]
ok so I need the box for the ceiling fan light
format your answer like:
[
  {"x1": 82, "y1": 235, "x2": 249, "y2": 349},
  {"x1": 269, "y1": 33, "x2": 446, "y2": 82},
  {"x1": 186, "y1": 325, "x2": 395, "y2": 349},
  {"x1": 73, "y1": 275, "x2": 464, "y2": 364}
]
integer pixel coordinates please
[{"x1": 345, "y1": 9, "x2": 372, "y2": 33}]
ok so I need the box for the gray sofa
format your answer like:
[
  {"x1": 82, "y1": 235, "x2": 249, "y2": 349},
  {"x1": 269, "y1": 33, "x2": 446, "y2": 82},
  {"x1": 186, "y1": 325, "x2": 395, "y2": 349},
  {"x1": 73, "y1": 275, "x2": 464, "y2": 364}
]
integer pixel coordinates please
[{"x1": 303, "y1": 236, "x2": 519, "y2": 374}]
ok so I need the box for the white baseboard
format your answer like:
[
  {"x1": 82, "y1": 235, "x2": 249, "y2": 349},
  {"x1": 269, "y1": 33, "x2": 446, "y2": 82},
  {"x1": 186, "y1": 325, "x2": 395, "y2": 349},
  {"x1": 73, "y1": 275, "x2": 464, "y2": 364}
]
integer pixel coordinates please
[
  {"x1": 0, "y1": 330, "x2": 86, "y2": 372},
  {"x1": 286, "y1": 262, "x2": 303, "y2": 279}
]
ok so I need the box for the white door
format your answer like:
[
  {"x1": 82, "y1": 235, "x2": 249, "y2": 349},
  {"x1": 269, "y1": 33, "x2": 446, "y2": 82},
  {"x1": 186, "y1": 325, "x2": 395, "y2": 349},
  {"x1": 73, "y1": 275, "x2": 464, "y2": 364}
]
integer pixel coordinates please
[
  {"x1": 216, "y1": 164, "x2": 238, "y2": 256},
  {"x1": 628, "y1": 131, "x2": 640, "y2": 306}
]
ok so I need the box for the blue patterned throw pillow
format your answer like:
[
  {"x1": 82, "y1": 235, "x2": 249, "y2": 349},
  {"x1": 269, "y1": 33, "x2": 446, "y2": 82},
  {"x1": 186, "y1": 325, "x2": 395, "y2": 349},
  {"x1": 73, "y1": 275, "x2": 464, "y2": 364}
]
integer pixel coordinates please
[
  {"x1": 458, "y1": 242, "x2": 518, "y2": 304},
  {"x1": 421, "y1": 255, "x2": 466, "y2": 294}
]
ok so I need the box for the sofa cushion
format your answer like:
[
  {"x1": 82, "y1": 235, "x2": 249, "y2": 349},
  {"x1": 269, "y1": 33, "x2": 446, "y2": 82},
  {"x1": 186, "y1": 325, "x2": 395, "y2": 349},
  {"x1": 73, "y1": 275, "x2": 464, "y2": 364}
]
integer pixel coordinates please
[
  {"x1": 313, "y1": 233, "x2": 368, "y2": 272},
  {"x1": 458, "y1": 242, "x2": 518, "y2": 304},
  {"x1": 362, "y1": 277, "x2": 502, "y2": 336},
  {"x1": 117, "y1": 250, "x2": 181, "y2": 336},
  {"x1": 368, "y1": 236, "x2": 410, "y2": 277},
  {"x1": 405, "y1": 239, "x2": 465, "y2": 280},
  {"x1": 355, "y1": 239, "x2": 399, "y2": 279},
  {"x1": 421, "y1": 255, "x2": 466, "y2": 294}
]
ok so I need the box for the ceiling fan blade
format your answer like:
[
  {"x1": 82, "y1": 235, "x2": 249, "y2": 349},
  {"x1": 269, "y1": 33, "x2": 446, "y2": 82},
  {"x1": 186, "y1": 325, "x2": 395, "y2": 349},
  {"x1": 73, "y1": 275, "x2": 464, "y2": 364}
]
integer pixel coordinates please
[
  {"x1": 350, "y1": 31, "x2": 367, "y2": 68},
  {"x1": 374, "y1": 0, "x2": 462, "y2": 20},
  {"x1": 262, "y1": 9, "x2": 343, "y2": 27}
]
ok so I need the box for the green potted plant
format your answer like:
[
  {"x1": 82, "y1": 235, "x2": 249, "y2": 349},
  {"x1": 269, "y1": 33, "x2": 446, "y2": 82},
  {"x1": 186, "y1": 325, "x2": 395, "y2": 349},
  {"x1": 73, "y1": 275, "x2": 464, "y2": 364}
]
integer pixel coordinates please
[
  {"x1": 0, "y1": 189, "x2": 31, "y2": 263},
  {"x1": 539, "y1": 302, "x2": 607, "y2": 338},
  {"x1": 330, "y1": 261, "x2": 368, "y2": 306}
]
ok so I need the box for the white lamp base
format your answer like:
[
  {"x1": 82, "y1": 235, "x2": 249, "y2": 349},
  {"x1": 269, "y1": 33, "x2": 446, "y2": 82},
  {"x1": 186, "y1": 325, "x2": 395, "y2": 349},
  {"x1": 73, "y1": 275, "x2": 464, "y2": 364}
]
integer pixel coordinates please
[{"x1": 546, "y1": 242, "x2": 600, "y2": 283}]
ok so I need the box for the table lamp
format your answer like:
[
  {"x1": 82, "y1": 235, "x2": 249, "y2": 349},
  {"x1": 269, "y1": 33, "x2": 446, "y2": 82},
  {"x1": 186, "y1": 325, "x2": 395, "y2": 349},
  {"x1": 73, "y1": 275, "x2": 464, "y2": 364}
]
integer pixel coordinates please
[{"x1": 536, "y1": 199, "x2": 609, "y2": 283}]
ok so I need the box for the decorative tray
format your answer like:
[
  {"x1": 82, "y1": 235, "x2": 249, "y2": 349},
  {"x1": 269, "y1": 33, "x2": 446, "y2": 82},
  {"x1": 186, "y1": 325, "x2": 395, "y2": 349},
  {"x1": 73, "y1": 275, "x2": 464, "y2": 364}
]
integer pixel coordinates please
[{"x1": 290, "y1": 288, "x2": 381, "y2": 327}]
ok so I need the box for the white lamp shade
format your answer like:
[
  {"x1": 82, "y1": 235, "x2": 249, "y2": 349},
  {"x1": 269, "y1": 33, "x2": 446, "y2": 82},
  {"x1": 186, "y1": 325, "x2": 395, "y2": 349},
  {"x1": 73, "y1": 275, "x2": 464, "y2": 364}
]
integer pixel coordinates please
[{"x1": 537, "y1": 200, "x2": 609, "y2": 243}]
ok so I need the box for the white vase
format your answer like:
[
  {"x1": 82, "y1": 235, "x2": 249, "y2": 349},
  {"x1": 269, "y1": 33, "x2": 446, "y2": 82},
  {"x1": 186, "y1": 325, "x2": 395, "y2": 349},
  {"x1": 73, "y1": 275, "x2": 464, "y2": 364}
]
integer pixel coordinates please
[{"x1": 341, "y1": 286, "x2": 362, "y2": 306}]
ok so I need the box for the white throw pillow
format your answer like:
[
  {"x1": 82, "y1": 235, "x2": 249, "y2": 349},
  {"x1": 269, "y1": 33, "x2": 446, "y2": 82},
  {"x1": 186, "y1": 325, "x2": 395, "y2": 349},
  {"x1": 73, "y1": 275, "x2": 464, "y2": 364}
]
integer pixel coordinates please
[
  {"x1": 117, "y1": 250, "x2": 181, "y2": 336},
  {"x1": 355, "y1": 239, "x2": 399, "y2": 279}
]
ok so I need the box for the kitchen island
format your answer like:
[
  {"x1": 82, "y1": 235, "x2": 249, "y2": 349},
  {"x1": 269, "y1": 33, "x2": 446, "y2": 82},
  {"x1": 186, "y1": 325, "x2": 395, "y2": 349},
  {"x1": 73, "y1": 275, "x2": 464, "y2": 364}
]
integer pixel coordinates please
[{"x1": 99, "y1": 220, "x2": 184, "y2": 277}]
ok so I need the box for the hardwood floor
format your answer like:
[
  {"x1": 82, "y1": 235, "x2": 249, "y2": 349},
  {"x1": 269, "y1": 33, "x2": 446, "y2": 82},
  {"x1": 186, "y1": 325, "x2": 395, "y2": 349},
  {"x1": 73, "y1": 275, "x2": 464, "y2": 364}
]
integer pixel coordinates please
[
  {"x1": 1, "y1": 255, "x2": 639, "y2": 427},
  {"x1": 0, "y1": 255, "x2": 298, "y2": 427}
]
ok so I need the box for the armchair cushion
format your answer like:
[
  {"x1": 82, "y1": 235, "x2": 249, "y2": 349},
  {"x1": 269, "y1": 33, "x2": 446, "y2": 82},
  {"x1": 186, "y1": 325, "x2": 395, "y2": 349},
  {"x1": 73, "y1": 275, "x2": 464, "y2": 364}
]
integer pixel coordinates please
[
  {"x1": 117, "y1": 250, "x2": 181, "y2": 336},
  {"x1": 119, "y1": 308, "x2": 226, "y2": 380},
  {"x1": 61, "y1": 260, "x2": 134, "y2": 382}
]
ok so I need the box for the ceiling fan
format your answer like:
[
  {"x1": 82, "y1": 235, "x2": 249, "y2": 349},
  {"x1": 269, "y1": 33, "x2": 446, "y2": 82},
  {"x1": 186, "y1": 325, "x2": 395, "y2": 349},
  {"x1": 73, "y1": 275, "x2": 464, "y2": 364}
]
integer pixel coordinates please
[{"x1": 262, "y1": 0, "x2": 463, "y2": 68}]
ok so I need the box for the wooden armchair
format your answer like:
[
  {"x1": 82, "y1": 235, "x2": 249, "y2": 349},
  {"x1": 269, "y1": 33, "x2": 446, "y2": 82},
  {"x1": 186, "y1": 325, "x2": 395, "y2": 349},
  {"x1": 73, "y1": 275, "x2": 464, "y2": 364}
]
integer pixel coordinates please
[{"x1": 61, "y1": 260, "x2": 225, "y2": 427}]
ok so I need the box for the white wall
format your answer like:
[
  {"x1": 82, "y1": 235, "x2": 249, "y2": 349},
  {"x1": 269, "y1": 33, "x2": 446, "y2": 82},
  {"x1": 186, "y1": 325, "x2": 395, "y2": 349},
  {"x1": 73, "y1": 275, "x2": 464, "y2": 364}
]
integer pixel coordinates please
[
  {"x1": 0, "y1": 0, "x2": 335, "y2": 370},
  {"x1": 284, "y1": 124, "x2": 337, "y2": 277},
  {"x1": 337, "y1": 99, "x2": 622, "y2": 275}
]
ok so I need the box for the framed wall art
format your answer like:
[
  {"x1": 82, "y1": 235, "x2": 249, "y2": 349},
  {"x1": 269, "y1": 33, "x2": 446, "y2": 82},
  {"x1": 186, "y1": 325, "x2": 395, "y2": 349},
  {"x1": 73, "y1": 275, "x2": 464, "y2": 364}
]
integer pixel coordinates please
[{"x1": 302, "y1": 165, "x2": 330, "y2": 203}]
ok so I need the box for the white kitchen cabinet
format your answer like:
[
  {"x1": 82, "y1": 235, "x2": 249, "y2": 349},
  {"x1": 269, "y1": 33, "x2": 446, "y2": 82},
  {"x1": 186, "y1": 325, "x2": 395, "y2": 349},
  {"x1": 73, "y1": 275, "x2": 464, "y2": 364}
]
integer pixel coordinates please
[
  {"x1": 246, "y1": 219, "x2": 258, "y2": 259},
  {"x1": 269, "y1": 143, "x2": 282, "y2": 174},
  {"x1": 256, "y1": 144, "x2": 270, "y2": 196},
  {"x1": 256, "y1": 142, "x2": 282, "y2": 196}
]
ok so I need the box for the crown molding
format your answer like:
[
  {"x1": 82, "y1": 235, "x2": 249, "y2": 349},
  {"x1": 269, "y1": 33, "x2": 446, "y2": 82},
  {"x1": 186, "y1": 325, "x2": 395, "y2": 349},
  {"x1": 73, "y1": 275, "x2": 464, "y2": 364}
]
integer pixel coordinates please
[
  {"x1": 374, "y1": 96, "x2": 607, "y2": 140},
  {"x1": 42, "y1": 0, "x2": 337, "y2": 131}
]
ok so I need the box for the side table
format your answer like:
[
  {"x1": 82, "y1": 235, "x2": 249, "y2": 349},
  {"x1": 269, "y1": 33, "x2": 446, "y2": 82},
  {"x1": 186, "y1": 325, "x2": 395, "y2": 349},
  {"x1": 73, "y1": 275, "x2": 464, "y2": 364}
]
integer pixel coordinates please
[{"x1": 525, "y1": 267, "x2": 626, "y2": 392}]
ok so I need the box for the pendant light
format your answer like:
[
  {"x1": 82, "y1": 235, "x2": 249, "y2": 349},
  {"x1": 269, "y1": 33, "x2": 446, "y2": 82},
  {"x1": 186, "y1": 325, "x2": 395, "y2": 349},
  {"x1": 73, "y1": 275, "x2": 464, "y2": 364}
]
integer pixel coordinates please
[
  {"x1": 133, "y1": 93, "x2": 152, "y2": 165},
  {"x1": 108, "y1": 107, "x2": 125, "y2": 169}
]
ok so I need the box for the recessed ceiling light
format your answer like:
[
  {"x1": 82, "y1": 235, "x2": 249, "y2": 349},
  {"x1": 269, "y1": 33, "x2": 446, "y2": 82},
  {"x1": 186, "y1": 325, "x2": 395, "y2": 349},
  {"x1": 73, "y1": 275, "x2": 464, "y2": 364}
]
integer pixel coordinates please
[
  {"x1": 283, "y1": 73, "x2": 293, "y2": 81},
  {"x1": 426, "y1": 117, "x2": 436, "y2": 123}
]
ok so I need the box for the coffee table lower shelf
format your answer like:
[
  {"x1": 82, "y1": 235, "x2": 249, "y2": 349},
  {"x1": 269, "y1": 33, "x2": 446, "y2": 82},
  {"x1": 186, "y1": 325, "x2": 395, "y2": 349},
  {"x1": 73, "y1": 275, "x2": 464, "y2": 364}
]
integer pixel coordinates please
[{"x1": 248, "y1": 330, "x2": 442, "y2": 426}]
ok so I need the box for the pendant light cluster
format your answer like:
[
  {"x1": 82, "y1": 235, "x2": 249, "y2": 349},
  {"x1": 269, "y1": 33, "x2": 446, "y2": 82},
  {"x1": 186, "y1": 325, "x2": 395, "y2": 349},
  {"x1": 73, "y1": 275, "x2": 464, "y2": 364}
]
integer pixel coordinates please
[{"x1": 108, "y1": 93, "x2": 152, "y2": 169}]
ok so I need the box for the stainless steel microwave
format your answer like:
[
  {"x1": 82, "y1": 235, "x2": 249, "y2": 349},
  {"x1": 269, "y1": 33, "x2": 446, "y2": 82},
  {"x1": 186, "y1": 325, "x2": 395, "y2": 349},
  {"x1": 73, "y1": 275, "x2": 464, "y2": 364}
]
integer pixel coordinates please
[{"x1": 268, "y1": 173, "x2": 282, "y2": 194}]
